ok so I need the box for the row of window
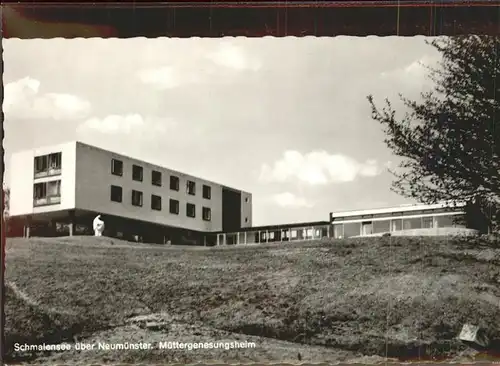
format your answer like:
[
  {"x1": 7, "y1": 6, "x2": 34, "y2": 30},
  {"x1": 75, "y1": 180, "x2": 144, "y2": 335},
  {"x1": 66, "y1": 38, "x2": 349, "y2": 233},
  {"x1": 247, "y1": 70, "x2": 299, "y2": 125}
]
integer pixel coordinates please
[
  {"x1": 331, "y1": 208, "x2": 458, "y2": 221},
  {"x1": 332, "y1": 215, "x2": 462, "y2": 238},
  {"x1": 33, "y1": 180, "x2": 62, "y2": 206},
  {"x1": 111, "y1": 159, "x2": 212, "y2": 199},
  {"x1": 34, "y1": 153, "x2": 62, "y2": 178},
  {"x1": 110, "y1": 185, "x2": 211, "y2": 221},
  {"x1": 221, "y1": 227, "x2": 328, "y2": 244}
]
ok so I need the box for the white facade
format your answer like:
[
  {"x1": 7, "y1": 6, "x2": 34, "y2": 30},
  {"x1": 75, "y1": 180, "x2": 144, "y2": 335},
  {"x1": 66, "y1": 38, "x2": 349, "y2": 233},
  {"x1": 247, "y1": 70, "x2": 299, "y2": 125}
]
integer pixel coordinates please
[
  {"x1": 9, "y1": 141, "x2": 252, "y2": 233},
  {"x1": 9, "y1": 141, "x2": 77, "y2": 217}
]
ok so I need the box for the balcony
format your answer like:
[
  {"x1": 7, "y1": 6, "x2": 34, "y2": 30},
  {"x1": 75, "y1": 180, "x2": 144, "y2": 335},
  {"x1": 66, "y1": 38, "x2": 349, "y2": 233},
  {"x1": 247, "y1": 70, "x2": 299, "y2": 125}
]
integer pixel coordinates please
[
  {"x1": 33, "y1": 180, "x2": 61, "y2": 207},
  {"x1": 34, "y1": 168, "x2": 62, "y2": 179},
  {"x1": 34, "y1": 153, "x2": 62, "y2": 179},
  {"x1": 33, "y1": 195, "x2": 61, "y2": 207}
]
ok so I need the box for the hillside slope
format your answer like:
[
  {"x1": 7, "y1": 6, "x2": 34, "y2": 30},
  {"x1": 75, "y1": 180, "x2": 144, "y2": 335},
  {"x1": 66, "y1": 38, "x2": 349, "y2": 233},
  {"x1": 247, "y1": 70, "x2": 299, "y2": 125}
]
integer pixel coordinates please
[{"x1": 5, "y1": 236, "x2": 500, "y2": 364}]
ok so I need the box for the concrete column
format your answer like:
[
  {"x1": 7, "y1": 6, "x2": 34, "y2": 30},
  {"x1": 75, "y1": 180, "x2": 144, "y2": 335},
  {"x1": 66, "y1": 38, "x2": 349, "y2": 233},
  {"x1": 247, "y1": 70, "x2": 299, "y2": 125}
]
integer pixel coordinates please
[
  {"x1": 432, "y1": 216, "x2": 438, "y2": 229},
  {"x1": 24, "y1": 215, "x2": 32, "y2": 238},
  {"x1": 244, "y1": 232, "x2": 247, "y2": 244},
  {"x1": 288, "y1": 228, "x2": 292, "y2": 241},
  {"x1": 237, "y1": 232, "x2": 240, "y2": 245},
  {"x1": 68, "y1": 210, "x2": 75, "y2": 237},
  {"x1": 311, "y1": 226, "x2": 315, "y2": 240},
  {"x1": 48, "y1": 220, "x2": 55, "y2": 236},
  {"x1": 24, "y1": 225, "x2": 30, "y2": 238},
  {"x1": 266, "y1": 231, "x2": 269, "y2": 243},
  {"x1": 216, "y1": 235, "x2": 220, "y2": 246},
  {"x1": 222, "y1": 233, "x2": 227, "y2": 245}
]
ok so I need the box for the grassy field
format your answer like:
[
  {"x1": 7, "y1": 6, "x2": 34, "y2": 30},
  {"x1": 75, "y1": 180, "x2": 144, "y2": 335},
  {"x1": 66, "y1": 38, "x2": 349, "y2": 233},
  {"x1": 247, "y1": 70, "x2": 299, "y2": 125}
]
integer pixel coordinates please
[{"x1": 5, "y1": 235, "x2": 500, "y2": 364}]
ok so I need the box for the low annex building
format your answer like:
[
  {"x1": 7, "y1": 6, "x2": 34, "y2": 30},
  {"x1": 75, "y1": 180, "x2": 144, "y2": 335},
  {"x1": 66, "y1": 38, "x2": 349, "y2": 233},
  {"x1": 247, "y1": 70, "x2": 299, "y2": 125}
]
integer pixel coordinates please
[{"x1": 329, "y1": 202, "x2": 470, "y2": 238}]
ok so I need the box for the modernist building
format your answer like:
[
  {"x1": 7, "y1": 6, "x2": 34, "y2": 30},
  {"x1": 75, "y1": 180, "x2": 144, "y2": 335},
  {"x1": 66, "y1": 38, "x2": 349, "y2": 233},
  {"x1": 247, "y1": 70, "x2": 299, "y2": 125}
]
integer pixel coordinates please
[
  {"x1": 329, "y1": 202, "x2": 468, "y2": 238},
  {"x1": 8, "y1": 141, "x2": 253, "y2": 245}
]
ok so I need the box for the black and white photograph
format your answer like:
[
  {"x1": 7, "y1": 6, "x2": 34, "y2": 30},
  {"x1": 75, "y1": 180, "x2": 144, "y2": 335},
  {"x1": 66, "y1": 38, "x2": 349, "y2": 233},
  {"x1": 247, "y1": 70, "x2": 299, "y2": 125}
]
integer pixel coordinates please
[{"x1": 2, "y1": 33, "x2": 500, "y2": 364}]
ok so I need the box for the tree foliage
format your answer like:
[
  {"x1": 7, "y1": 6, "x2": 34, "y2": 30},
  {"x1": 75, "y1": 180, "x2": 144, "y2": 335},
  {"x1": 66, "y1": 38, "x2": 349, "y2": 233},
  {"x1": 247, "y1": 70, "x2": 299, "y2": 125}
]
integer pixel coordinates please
[{"x1": 368, "y1": 36, "x2": 500, "y2": 231}]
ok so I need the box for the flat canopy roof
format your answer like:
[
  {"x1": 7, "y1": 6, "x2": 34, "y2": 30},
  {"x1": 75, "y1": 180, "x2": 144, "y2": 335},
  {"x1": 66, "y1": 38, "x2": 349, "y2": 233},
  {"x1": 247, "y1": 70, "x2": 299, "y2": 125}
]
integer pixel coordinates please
[
  {"x1": 330, "y1": 202, "x2": 466, "y2": 218},
  {"x1": 214, "y1": 221, "x2": 330, "y2": 234}
]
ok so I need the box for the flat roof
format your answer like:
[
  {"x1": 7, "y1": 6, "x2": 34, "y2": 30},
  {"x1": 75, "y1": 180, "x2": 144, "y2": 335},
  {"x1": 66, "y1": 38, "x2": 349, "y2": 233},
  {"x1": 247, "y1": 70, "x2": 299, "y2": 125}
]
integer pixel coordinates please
[
  {"x1": 214, "y1": 220, "x2": 330, "y2": 234},
  {"x1": 330, "y1": 202, "x2": 466, "y2": 218},
  {"x1": 75, "y1": 141, "x2": 251, "y2": 193},
  {"x1": 17, "y1": 140, "x2": 250, "y2": 194}
]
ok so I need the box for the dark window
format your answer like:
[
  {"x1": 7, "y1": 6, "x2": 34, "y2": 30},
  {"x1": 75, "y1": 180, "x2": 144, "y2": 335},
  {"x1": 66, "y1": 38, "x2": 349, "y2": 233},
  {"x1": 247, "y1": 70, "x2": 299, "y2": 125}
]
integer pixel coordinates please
[
  {"x1": 245, "y1": 197, "x2": 249, "y2": 203},
  {"x1": 422, "y1": 216, "x2": 434, "y2": 228},
  {"x1": 48, "y1": 153, "x2": 62, "y2": 170},
  {"x1": 345, "y1": 215, "x2": 363, "y2": 220},
  {"x1": 436, "y1": 215, "x2": 456, "y2": 228},
  {"x1": 110, "y1": 185, "x2": 123, "y2": 203},
  {"x1": 48, "y1": 181, "x2": 61, "y2": 197},
  {"x1": 403, "y1": 217, "x2": 422, "y2": 230},
  {"x1": 371, "y1": 213, "x2": 394, "y2": 220},
  {"x1": 111, "y1": 159, "x2": 123, "y2": 176},
  {"x1": 202, "y1": 185, "x2": 211, "y2": 199},
  {"x1": 152, "y1": 170, "x2": 162, "y2": 186},
  {"x1": 131, "y1": 190, "x2": 143, "y2": 207},
  {"x1": 391, "y1": 219, "x2": 403, "y2": 231},
  {"x1": 186, "y1": 203, "x2": 196, "y2": 218},
  {"x1": 170, "y1": 176, "x2": 180, "y2": 191},
  {"x1": 34, "y1": 156, "x2": 48, "y2": 175},
  {"x1": 151, "y1": 194, "x2": 162, "y2": 210},
  {"x1": 187, "y1": 180, "x2": 196, "y2": 195},
  {"x1": 373, "y1": 220, "x2": 391, "y2": 234},
  {"x1": 245, "y1": 217, "x2": 248, "y2": 223},
  {"x1": 344, "y1": 222, "x2": 361, "y2": 238},
  {"x1": 202, "y1": 207, "x2": 211, "y2": 221},
  {"x1": 402, "y1": 210, "x2": 425, "y2": 216},
  {"x1": 47, "y1": 181, "x2": 61, "y2": 200},
  {"x1": 33, "y1": 182, "x2": 47, "y2": 199},
  {"x1": 132, "y1": 165, "x2": 143, "y2": 182},
  {"x1": 169, "y1": 199, "x2": 179, "y2": 214}
]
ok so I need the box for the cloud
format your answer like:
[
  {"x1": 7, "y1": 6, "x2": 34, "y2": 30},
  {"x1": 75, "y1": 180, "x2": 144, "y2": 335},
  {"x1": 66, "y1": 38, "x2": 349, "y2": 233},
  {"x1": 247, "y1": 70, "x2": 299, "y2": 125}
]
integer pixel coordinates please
[
  {"x1": 3, "y1": 76, "x2": 91, "y2": 121},
  {"x1": 77, "y1": 114, "x2": 175, "y2": 135},
  {"x1": 137, "y1": 66, "x2": 201, "y2": 90},
  {"x1": 272, "y1": 192, "x2": 312, "y2": 208},
  {"x1": 138, "y1": 41, "x2": 261, "y2": 89},
  {"x1": 260, "y1": 150, "x2": 385, "y2": 185},
  {"x1": 380, "y1": 55, "x2": 441, "y2": 85},
  {"x1": 206, "y1": 42, "x2": 261, "y2": 71}
]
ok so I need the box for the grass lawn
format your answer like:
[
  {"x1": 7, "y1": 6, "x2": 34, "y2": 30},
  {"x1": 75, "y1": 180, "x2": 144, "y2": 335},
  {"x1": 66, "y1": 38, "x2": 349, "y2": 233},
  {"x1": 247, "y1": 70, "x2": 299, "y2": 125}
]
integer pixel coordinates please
[{"x1": 5, "y1": 235, "x2": 500, "y2": 364}]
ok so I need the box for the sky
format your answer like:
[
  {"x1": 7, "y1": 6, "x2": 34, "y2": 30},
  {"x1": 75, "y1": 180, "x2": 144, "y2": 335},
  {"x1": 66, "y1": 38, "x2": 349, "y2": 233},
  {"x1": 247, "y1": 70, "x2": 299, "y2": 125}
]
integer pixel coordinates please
[{"x1": 2, "y1": 36, "x2": 442, "y2": 226}]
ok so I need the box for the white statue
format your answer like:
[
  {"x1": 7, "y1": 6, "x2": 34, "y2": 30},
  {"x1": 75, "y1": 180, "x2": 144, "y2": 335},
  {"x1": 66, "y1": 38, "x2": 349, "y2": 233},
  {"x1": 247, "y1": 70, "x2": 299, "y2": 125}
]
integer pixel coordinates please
[{"x1": 93, "y1": 214, "x2": 105, "y2": 237}]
